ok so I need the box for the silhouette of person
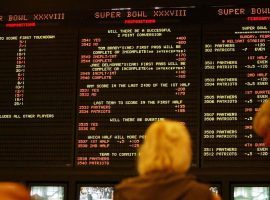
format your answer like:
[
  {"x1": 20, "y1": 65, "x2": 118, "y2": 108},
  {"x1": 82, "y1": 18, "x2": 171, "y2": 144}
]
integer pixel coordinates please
[{"x1": 114, "y1": 120, "x2": 222, "y2": 200}]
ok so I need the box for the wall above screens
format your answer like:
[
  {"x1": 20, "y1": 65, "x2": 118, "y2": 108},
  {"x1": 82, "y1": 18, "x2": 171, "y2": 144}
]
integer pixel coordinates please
[
  {"x1": 0, "y1": 2, "x2": 270, "y2": 200},
  {"x1": 0, "y1": 4, "x2": 270, "y2": 170}
]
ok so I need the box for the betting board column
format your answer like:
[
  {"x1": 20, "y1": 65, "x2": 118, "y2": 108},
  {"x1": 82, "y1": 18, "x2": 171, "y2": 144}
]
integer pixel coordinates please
[
  {"x1": 76, "y1": 8, "x2": 200, "y2": 170},
  {"x1": 0, "y1": 13, "x2": 77, "y2": 167},
  {"x1": 14, "y1": 38, "x2": 26, "y2": 106},
  {"x1": 202, "y1": 6, "x2": 270, "y2": 167}
]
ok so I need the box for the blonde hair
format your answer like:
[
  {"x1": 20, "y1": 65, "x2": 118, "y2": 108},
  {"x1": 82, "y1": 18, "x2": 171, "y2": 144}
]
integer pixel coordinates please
[
  {"x1": 137, "y1": 120, "x2": 192, "y2": 175},
  {"x1": 253, "y1": 98, "x2": 270, "y2": 136}
]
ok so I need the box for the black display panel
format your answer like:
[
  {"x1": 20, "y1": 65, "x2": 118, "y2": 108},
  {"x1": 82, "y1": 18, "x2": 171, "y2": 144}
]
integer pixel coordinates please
[
  {"x1": 202, "y1": 6, "x2": 270, "y2": 167},
  {"x1": 1, "y1": 5, "x2": 270, "y2": 171},
  {"x1": 76, "y1": 8, "x2": 201, "y2": 169},
  {"x1": 0, "y1": 13, "x2": 77, "y2": 167}
]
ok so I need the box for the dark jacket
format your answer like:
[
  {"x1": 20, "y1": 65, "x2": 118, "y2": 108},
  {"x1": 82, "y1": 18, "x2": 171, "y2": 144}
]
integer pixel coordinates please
[{"x1": 114, "y1": 172, "x2": 213, "y2": 200}]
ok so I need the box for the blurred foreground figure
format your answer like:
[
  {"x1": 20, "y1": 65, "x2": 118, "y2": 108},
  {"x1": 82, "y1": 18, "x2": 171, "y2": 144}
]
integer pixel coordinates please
[
  {"x1": 114, "y1": 120, "x2": 222, "y2": 200},
  {"x1": 253, "y1": 98, "x2": 270, "y2": 146},
  {"x1": 0, "y1": 182, "x2": 30, "y2": 200}
]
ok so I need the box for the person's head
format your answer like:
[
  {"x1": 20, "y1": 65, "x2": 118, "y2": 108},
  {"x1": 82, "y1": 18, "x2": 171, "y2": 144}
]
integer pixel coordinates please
[
  {"x1": 253, "y1": 98, "x2": 270, "y2": 145},
  {"x1": 0, "y1": 182, "x2": 30, "y2": 200},
  {"x1": 137, "y1": 119, "x2": 192, "y2": 175}
]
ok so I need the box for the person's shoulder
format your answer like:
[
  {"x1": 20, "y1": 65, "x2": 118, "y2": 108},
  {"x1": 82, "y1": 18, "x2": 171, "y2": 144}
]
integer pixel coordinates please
[
  {"x1": 189, "y1": 180, "x2": 210, "y2": 192},
  {"x1": 187, "y1": 180, "x2": 222, "y2": 200},
  {"x1": 115, "y1": 176, "x2": 141, "y2": 189},
  {"x1": 183, "y1": 179, "x2": 213, "y2": 199}
]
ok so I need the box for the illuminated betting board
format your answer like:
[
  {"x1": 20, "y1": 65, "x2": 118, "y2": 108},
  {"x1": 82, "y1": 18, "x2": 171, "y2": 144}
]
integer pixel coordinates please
[
  {"x1": 202, "y1": 6, "x2": 270, "y2": 167},
  {"x1": 0, "y1": 5, "x2": 270, "y2": 170},
  {"x1": 76, "y1": 8, "x2": 201, "y2": 168},
  {"x1": 0, "y1": 13, "x2": 77, "y2": 166}
]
